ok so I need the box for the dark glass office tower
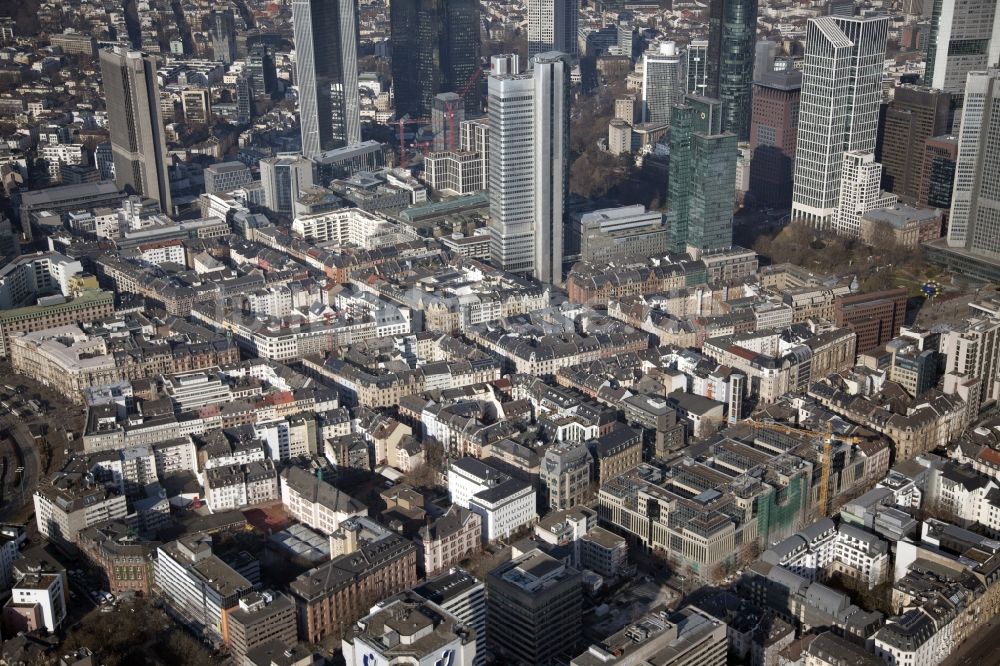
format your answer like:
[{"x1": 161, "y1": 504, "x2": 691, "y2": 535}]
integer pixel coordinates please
[
  {"x1": 292, "y1": 0, "x2": 362, "y2": 156},
  {"x1": 668, "y1": 96, "x2": 736, "y2": 254},
  {"x1": 391, "y1": 0, "x2": 481, "y2": 118},
  {"x1": 706, "y1": 0, "x2": 759, "y2": 141}
]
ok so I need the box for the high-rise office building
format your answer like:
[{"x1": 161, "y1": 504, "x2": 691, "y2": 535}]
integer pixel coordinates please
[
  {"x1": 924, "y1": 0, "x2": 1000, "y2": 109},
  {"x1": 441, "y1": 0, "x2": 484, "y2": 115},
  {"x1": 210, "y1": 9, "x2": 237, "y2": 65},
  {"x1": 236, "y1": 73, "x2": 255, "y2": 123},
  {"x1": 753, "y1": 40, "x2": 778, "y2": 80},
  {"x1": 99, "y1": 47, "x2": 172, "y2": 214},
  {"x1": 668, "y1": 95, "x2": 736, "y2": 255},
  {"x1": 528, "y1": 0, "x2": 579, "y2": 57},
  {"x1": 433, "y1": 93, "x2": 465, "y2": 152},
  {"x1": 833, "y1": 151, "x2": 898, "y2": 237},
  {"x1": 828, "y1": 0, "x2": 856, "y2": 16},
  {"x1": 533, "y1": 52, "x2": 570, "y2": 286},
  {"x1": 880, "y1": 86, "x2": 950, "y2": 201},
  {"x1": 791, "y1": 16, "x2": 888, "y2": 228},
  {"x1": 946, "y1": 70, "x2": 1000, "y2": 262},
  {"x1": 616, "y1": 14, "x2": 634, "y2": 59},
  {"x1": 749, "y1": 64, "x2": 801, "y2": 208},
  {"x1": 390, "y1": 0, "x2": 481, "y2": 118},
  {"x1": 706, "y1": 0, "x2": 759, "y2": 140},
  {"x1": 919, "y1": 134, "x2": 958, "y2": 211},
  {"x1": 247, "y1": 44, "x2": 277, "y2": 98},
  {"x1": 642, "y1": 43, "x2": 683, "y2": 125},
  {"x1": 487, "y1": 57, "x2": 535, "y2": 274},
  {"x1": 686, "y1": 40, "x2": 709, "y2": 96},
  {"x1": 414, "y1": 568, "x2": 487, "y2": 666},
  {"x1": 487, "y1": 549, "x2": 582, "y2": 666},
  {"x1": 487, "y1": 53, "x2": 569, "y2": 281},
  {"x1": 292, "y1": 0, "x2": 361, "y2": 157},
  {"x1": 260, "y1": 155, "x2": 315, "y2": 215}
]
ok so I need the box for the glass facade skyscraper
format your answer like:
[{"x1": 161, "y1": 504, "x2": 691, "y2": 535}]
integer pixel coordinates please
[
  {"x1": 668, "y1": 96, "x2": 736, "y2": 254},
  {"x1": 292, "y1": 0, "x2": 361, "y2": 157},
  {"x1": 706, "y1": 0, "x2": 759, "y2": 141},
  {"x1": 390, "y1": 0, "x2": 482, "y2": 118},
  {"x1": 641, "y1": 42, "x2": 683, "y2": 125},
  {"x1": 925, "y1": 0, "x2": 1000, "y2": 109}
]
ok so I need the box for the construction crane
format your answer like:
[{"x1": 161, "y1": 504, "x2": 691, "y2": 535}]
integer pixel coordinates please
[
  {"x1": 393, "y1": 66, "x2": 485, "y2": 164},
  {"x1": 746, "y1": 419, "x2": 854, "y2": 519},
  {"x1": 394, "y1": 115, "x2": 432, "y2": 164}
]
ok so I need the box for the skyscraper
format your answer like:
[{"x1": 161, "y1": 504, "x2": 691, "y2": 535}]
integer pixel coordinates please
[
  {"x1": 686, "y1": 40, "x2": 709, "y2": 96},
  {"x1": 247, "y1": 44, "x2": 277, "y2": 97},
  {"x1": 487, "y1": 53, "x2": 570, "y2": 281},
  {"x1": 486, "y1": 550, "x2": 581, "y2": 665},
  {"x1": 533, "y1": 52, "x2": 570, "y2": 286},
  {"x1": 433, "y1": 92, "x2": 465, "y2": 152},
  {"x1": 641, "y1": 42, "x2": 683, "y2": 125},
  {"x1": 706, "y1": 0, "x2": 759, "y2": 141},
  {"x1": 99, "y1": 47, "x2": 172, "y2": 213},
  {"x1": 260, "y1": 155, "x2": 315, "y2": 216},
  {"x1": 209, "y1": 9, "x2": 237, "y2": 65},
  {"x1": 749, "y1": 64, "x2": 801, "y2": 208},
  {"x1": 528, "y1": 0, "x2": 579, "y2": 58},
  {"x1": 292, "y1": 0, "x2": 361, "y2": 157},
  {"x1": 668, "y1": 95, "x2": 736, "y2": 255},
  {"x1": 390, "y1": 0, "x2": 482, "y2": 119},
  {"x1": 880, "y1": 86, "x2": 950, "y2": 201},
  {"x1": 791, "y1": 16, "x2": 888, "y2": 228},
  {"x1": 753, "y1": 40, "x2": 778, "y2": 80},
  {"x1": 946, "y1": 70, "x2": 1000, "y2": 260},
  {"x1": 833, "y1": 151, "x2": 897, "y2": 237},
  {"x1": 487, "y1": 57, "x2": 536, "y2": 274},
  {"x1": 919, "y1": 134, "x2": 958, "y2": 211},
  {"x1": 924, "y1": 0, "x2": 1000, "y2": 108}
]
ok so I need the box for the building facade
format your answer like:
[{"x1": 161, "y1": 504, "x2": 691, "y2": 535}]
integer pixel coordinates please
[{"x1": 791, "y1": 16, "x2": 888, "y2": 228}]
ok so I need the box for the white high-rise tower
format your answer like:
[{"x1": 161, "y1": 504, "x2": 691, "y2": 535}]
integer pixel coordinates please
[
  {"x1": 833, "y1": 151, "x2": 897, "y2": 238},
  {"x1": 791, "y1": 16, "x2": 888, "y2": 228},
  {"x1": 487, "y1": 53, "x2": 570, "y2": 283},
  {"x1": 527, "y1": 0, "x2": 579, "y2": 57},
  {"x1": 641, "y1": 42, "x2": 683, "y2": 125},
  {"x1": 487, "y1": 57, "x2": 536, "y2": 274}
]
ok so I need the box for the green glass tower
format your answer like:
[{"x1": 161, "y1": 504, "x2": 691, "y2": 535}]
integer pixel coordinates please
[
  {"x1": 706, "y1": 0, "x2": 759, "y2": 141},
  {"x1": 668, "y1": 95, "x2": 737, "y2": 254}
]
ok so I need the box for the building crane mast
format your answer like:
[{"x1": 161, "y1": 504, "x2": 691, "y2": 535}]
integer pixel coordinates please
[{"x1": 747, "y1": 419, "x2": 857, "y2": 519}]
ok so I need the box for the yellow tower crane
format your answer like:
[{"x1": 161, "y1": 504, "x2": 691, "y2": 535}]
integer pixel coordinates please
[{"x1": 746, "y1": 419, "x2": 845, "y2": 518}]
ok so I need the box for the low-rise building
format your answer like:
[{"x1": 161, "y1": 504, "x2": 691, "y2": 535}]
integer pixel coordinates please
[
  {"x1": 3, "y1": 572, "x2": 66, "y2": 634},
  {"x1": 447, "y1": 458, "x2": 536, "y2": 541},
  {"x1": 77, "y1": 520, "x2": 159, "y2": 596},
  {"x1": 155, "y1": 534, "x2": 254, "y2": 643},
  {"x1": 342, "y1": 591, "x2": 477, "y2": 666},
  {"x1": 280, "y1": 465, "x2": 367, "y2": 536},
  {"x1": 225, "y1": 591, "x2": 298, "y2": 666},
  {"x1": 290, "y1": 518, "x2": 418, "y2": 644},
  {"x1": 33, "y1": 474, "x2": 128, "y2": 551},
  {"x1": 571, "y1": 606, "x2": 727, "y2": 666},
  {"x1": 416, "y1": 505, "x2": 482, "y2": 576}
]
